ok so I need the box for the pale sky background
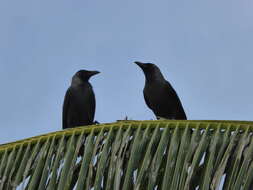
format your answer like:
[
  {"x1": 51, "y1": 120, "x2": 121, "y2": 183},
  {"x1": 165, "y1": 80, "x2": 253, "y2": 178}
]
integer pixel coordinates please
[{"x1": 0, "y1": 0, "x2": 253, "y2": 143}]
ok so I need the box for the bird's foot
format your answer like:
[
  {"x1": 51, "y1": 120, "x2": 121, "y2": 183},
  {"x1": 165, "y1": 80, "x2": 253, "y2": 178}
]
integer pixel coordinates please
[{"x1": 156, "y1": 116, "x2": 169, "y2": 120}]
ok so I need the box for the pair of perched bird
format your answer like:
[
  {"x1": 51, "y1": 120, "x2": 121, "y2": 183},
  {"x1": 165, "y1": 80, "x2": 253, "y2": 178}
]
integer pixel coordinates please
[{"x1": 62, "y1": 62, "x2": 187, "y2": 129}]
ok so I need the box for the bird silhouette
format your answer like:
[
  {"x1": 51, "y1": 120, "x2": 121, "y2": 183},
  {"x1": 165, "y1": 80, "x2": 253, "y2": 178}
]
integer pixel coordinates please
[
  {"x1": 134, "y1": 61, "x2": 187, "y2": 120},
  {"x1": 62, "y1": 70, "x2": 100, "y2": 129}
]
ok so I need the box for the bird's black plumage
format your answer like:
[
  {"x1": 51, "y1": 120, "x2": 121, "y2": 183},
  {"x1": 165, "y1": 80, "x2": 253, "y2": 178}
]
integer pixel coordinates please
[
  {"x1": 134, "y1": 61, "x2": 187, "y2": 120},
  {"x1": 62, "y1": 70, "x2": 100, "y2": 129}
]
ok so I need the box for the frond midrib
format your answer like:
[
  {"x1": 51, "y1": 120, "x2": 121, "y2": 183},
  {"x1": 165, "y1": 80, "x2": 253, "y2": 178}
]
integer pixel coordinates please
[{"x1": 0, "y1": 120, "x2": 253, "y2": 154}]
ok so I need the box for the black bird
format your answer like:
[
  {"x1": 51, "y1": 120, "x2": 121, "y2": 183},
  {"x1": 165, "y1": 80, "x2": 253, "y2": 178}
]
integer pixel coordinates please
[
  {"x1": 134, "y1": 62, "x2": 187, "y2": 120},
  {"x1": 62, "y1": 70, "x2": 100, "y2": 129}
]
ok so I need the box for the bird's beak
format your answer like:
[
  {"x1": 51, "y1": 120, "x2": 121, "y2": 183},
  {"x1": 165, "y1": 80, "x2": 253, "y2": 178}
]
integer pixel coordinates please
[
  {"x1": 89, "y1": 71, "x2": 100, "y2": 77},
  {"x1": 134, "y1": 61, "x2": 145, "y2": 68}
]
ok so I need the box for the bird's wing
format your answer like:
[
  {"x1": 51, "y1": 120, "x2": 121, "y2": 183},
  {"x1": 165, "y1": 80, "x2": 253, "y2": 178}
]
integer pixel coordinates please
[
  {"x1": 143, "y1": 91, "x2": 152, "y2": 109},
  {"x1": 78, "y1": 84, "x2": 96, "y2": 125},
  {"x1": 87, "y1": 87, "x2": 96, "y2": 123},
  {"x1": 62, "y1": 88, "x2": 72, "y2": 129},
  {"x1": 164, "y1": 81, "x2": 178, "y2": 98},
  {"x1": 164, "y1": 81, "x2": 187, "y2": 119}
]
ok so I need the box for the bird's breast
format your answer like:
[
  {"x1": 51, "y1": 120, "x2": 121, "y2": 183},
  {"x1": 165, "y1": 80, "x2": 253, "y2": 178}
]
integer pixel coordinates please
[{"x1": 144, "y1": 84, "x2": 165, "y2": 104}]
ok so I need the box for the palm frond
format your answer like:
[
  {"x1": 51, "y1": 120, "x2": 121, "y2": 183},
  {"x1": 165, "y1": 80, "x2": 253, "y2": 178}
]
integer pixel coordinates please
[{"x1": 0, "y1": 120, "x2": 253, "y2": 190}]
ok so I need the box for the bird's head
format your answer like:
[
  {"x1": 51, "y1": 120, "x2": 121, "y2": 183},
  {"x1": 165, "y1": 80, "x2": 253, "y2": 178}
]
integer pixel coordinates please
[
  {"x1": 134, "y1": 61, "x2": 164, "y2": 82},
  {"x1": 73, "y1": 70, "x2": 100, "y2": 83}
]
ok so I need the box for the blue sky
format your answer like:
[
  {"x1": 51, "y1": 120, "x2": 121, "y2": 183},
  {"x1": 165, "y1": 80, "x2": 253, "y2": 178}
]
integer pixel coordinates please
[{"x1": 0, "y1": 0, "x2": 253, "y2": 143}]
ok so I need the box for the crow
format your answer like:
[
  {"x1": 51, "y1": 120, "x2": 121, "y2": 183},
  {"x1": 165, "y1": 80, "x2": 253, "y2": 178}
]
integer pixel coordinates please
[
  {"x1": 134, "y1": 61, "x2": 187, "y2": 120},
  {"x1": 62, "y1": 70, "x2": 100, "y2": 129}
]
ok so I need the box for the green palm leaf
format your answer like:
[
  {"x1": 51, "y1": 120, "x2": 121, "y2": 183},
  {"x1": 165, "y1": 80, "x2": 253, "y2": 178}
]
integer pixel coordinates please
[{"x1": 0, "y1": 120, "x2": 253, "y2": 190}]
